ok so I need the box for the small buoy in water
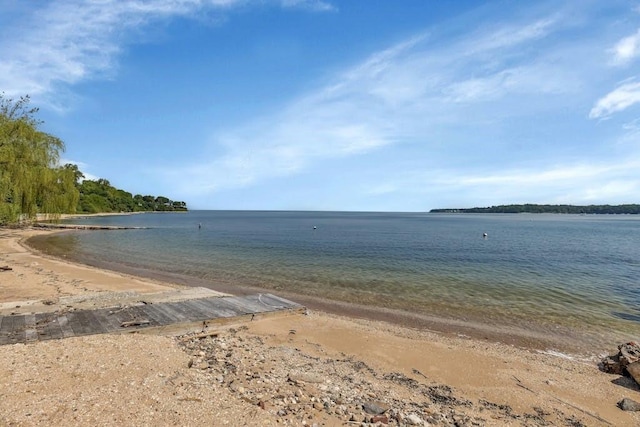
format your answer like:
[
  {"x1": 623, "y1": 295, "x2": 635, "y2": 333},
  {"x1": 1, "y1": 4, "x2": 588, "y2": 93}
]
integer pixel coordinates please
[
  {"x1": 482, "y1": 232, "x2": 488, "y2": 238},
  {"x1": 313, "y1": 226, "x2": 317, "y2": 230},
  {"x1": 198, "y1": 223, "x2": 202, "y2": 229}
]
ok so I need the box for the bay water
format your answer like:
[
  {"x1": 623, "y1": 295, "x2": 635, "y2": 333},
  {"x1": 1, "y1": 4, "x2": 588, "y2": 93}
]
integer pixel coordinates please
[{"x1": 28, "y1": 211, "x2": 640, "y2": 355}]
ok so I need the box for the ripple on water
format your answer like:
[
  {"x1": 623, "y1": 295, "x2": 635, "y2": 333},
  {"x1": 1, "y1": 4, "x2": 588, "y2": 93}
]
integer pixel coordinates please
[{"x1": 28, "y1": 211, "x2": 640, "y2": 353}]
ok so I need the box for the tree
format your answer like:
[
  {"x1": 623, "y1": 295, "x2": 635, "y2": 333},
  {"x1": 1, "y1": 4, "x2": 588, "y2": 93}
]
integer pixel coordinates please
[
  {"x1": 77, "y1": 181, "x2": 187, "y2": 213},
  {"x1": 62, "y1": 163, "x2": 85, "y2": 187},
  {"x1": 0, "y1": 94, "x2": 78, "y2": 225}
]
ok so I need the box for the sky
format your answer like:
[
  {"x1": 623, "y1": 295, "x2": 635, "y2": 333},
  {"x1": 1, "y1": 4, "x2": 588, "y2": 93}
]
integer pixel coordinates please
[{"x1": 2, "y1": 0, "x2": 640, "y2": 211}]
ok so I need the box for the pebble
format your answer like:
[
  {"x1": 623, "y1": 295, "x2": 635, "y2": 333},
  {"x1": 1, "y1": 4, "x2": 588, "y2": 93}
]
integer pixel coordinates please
[
  {"x1": 405, "y1": 413, "x2": 424, "y2": 425},
  {"x1": 176, "y1": 327, "x2": 568, "y2": 426},
  {"x1": 618, "y1": 398, "x2": 640, "y2": 411},
  {"x1": 362, "y1": 400, "x2": 390, "y2": 415}
]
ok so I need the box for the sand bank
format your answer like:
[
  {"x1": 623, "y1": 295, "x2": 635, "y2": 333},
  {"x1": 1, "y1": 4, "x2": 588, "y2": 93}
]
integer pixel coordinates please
[{"x1": 0, "y1": 228, "x2": 638, "y2": 426}]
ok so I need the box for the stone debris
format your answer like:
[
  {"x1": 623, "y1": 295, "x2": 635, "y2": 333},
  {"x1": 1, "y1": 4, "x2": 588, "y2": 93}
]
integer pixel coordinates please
[
  {"x1": 625, "y1": 361, "x2": 640, "y2": 386},
  {"x1": 618, "y1": 398, "x2": 640, "y2": 412},
  {"x1": 177, "y1": 327, "x2": 587, "y2": 426},
  {"x1": 601, "y1": 342, "x2": 640, "y2": 380}
]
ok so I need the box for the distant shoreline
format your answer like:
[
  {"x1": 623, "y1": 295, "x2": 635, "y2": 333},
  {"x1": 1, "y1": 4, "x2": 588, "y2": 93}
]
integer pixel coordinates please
[
  {"x1": 36, "y1": 212, "x2": 145, "y2": 221},
  {"x1": 430, "y1": 203, "x2": 640, "y2": 214}
]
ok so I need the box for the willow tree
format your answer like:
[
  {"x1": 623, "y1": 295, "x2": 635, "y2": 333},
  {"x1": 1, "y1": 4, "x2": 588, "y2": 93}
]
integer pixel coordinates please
[{"x1": 0, "y1": 94, "x2": 78, "y2": 225}]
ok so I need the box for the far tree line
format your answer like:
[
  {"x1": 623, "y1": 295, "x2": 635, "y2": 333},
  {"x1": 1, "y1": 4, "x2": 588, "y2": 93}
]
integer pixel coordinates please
[
  {"x1": 430, "y1": 204, "x2": 640, "y2": 214},
  {"x1": 0, "y1": 93, "x2": 186, "y2": 226},
  {"x1": 67, "y1": 164, "x2": 187, "y2": 214}
]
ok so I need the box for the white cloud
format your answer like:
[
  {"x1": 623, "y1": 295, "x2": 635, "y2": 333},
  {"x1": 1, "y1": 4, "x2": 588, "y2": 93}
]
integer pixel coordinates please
[
  {"x1": 464, "y1": 17, "x2": 557, "y2": 55},
  {"x1": 372, "y1": 159, "x2": 640, "y2": 208},
  {"x1": 589, "y1": 80, "x2": 640, "y2": 119},
  {"x1": 444, "y1": 70, "x2": 518, "y2": 103},
  {"x1": 159, "y1": 8, "x2": 609, "y2": 197},
  {"x1": 623, "y1": 117, "x2": 640, "y2": 132},
  {"x1": 59, "y1": 159, "x2": 98, "y2": 181},
  {"x1": 6, "y1": 1, "x2": 636, "y2": 208},
  {"x1": 280, "y1": 0, "x2": 336, "y2": 12},
  {"x1": 448, "y1": 162, "x2": 635, "y2": 186},
  {"x1": 610, "y1": 29, "x2": 640, "y2": 65},
  {"x1": 0, "y1": 0, "x2": 332, "y2": 107}
]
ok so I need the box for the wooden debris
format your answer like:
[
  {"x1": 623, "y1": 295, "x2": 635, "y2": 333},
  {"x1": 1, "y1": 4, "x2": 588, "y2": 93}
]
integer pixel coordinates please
[
  {"x1": 120, "y1": 319, "x2": 151, "y2": 328},
  {"x1": 178, "y1": 331, "x2": 220, "y2": 342},
  {"x1": 0, "y1": 293, "x2": 303, "y2": 345},
  {"x1": 0, "y1": 266, "x2": 12, "y2": 271}
]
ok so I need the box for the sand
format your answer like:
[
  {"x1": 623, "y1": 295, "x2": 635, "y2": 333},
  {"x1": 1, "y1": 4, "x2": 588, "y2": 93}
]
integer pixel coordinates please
[{"x1": 0, "y1": 227, "x2": 639, "y2": 426}]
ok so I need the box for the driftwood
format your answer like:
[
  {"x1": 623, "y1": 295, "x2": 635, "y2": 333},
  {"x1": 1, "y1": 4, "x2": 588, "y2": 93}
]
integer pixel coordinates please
[
  {"x1": 120, "y1": 319, "x2": 150, "y2": 328},
  {"x1": 0, "y1": 266, "x2": 12, "y2": 271}
]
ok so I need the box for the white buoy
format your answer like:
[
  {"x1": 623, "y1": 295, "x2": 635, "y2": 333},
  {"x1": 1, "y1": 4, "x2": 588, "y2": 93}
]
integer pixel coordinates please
[{"x1": 482, "y1": 232, "x2": 488, "y2": 238}]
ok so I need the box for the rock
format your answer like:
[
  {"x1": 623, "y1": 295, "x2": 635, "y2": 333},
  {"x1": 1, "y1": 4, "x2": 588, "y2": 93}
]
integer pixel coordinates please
[
  {"x1": 618, "y1": 398, "x2": 640, "y2": 411},
  {"x1": 620, "y1": 342, "x2": 640, "y2": 364},
  {"x1": 405, "y1": 413, "x2": 424, "y2": 425},
  {"x1": 371, "y1": 414, "x2": 389, "y2": 424},
  {"x1": 362, "y1": 400, "x2": 390, "y2": 415},
  {"x1": 602, "y1": 342, "x2": 639, "y2": 375},
  {"x1": 601, "y1": 355, "x2": 624, "y2": 375},
  {"x1": 288, "y1": 373, "x2": 323, "y2": 384},
  {"x1": 626, "y1": 361, "x2": 640, "y2": 385}
]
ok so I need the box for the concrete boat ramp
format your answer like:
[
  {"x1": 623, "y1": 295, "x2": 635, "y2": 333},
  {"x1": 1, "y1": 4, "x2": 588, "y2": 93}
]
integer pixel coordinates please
[{"x1": 0, "y1": 288, "x2": 305, "y2": 346}]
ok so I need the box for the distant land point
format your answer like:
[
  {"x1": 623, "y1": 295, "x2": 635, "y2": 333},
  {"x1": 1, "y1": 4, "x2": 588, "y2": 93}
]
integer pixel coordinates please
[{"x1": 430, "y1": 204, "x2": 640, "y2": 214}]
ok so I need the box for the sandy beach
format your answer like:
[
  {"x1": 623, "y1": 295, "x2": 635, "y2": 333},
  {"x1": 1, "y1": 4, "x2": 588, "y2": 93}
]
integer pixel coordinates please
[{"x1": 0, "y1": 228, "x2": 639, "y2": 426}]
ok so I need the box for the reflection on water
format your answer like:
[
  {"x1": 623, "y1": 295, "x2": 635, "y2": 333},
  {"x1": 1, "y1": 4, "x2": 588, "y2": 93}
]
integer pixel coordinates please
[{"x1": 33, "y1": 233, "x2": 80, "y2": 258}]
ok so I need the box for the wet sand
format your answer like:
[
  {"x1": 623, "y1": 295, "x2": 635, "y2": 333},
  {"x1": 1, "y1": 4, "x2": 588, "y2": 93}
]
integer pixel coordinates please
[{"x1": 1, "y1": 227, "x2": 639, "y2": 426}]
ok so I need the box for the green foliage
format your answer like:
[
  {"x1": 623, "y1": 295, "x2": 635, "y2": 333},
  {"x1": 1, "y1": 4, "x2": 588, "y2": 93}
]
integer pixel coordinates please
[
  {"x1": 0, "y1": 94, "x2": 187, "y2": 224},
  {"x1": 77, "y1": 178, "x2": 187, "y2": 214},
  {"x1": 0, "y1": 94, "x2": 79, "y2": 225},
  {"x1": 430, "y1": 204, "x2": 640, "y2": 214}
]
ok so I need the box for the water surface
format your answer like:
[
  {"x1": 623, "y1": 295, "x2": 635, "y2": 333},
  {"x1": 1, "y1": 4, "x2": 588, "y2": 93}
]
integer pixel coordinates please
[{"x1": 29, "y1": 211, "x2": 640, "y2": 354}]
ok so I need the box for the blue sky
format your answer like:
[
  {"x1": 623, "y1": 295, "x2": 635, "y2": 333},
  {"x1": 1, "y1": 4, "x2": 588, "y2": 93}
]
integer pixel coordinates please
[{"x1": 2, "y1": 0, "x2": 640, "y2": 211}]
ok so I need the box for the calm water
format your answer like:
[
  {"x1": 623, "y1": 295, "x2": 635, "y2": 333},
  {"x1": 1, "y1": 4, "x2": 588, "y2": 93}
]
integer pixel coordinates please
[{"x1": 29, "y1": 211, "x2": 640, "y2": 353}]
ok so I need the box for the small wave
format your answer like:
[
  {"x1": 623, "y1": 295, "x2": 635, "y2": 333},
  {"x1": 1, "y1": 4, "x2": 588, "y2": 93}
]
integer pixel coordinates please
[
  {"x1": 537, "y1": 349, "x2": 599, "y2": 364},
  {"x1": 536, "y1": 349, "x2": 576, "y2": 360}
]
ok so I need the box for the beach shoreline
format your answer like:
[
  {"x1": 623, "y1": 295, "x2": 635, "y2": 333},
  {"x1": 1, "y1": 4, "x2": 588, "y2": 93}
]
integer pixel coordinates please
[
  {"x1": 1, "y1": 227, "x2": 639, "y2": 425},
  {"x1": 26, "y1": 227, "x2": 615, "y2": 357}
]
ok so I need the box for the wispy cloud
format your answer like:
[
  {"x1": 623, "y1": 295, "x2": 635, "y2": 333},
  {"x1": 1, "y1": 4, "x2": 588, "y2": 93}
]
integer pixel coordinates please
[
  {"x1": 589, "y1": 80, "x2": 640, "y2": 119},
  {"x1": 447, "y1": 162, "x2": 639, "y2": 187},
  {"x1": 610, "y1": 29, "x2": 640, "y2": 65},
  {"x1": 162, "y1": 8, "x2": 601, "y2": 197},
  {"x1": 4, "y1": 1, "x2": 638, "y2": 209},
  {"x1": 463, "y1": 17, "x2": 557, "y2": 54},
  {"x1": 369, "y1": 160, "x2": 640, "y2": 208},
  {"x1": 280, "y1": 0, "x2": 336, "y2": 12},
  {"x1": 0, "y1": 0, "x2": 333, "y2": 108}
]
